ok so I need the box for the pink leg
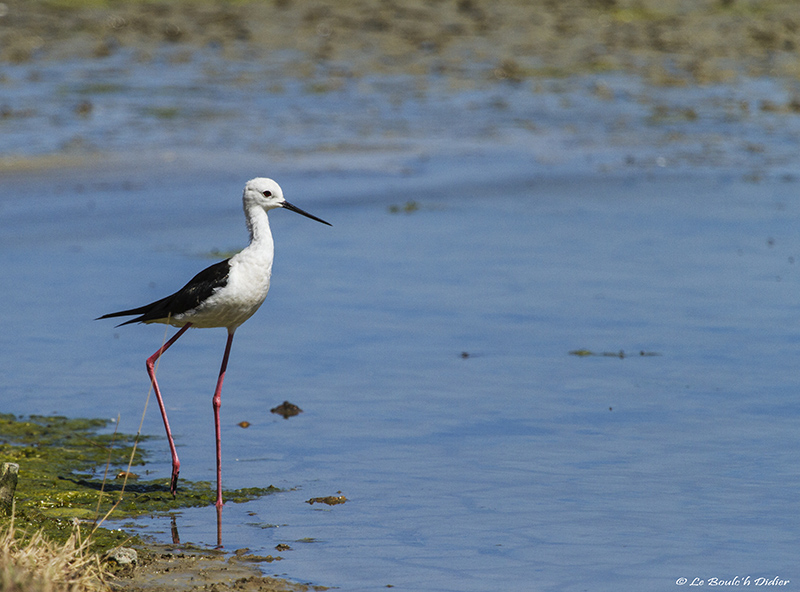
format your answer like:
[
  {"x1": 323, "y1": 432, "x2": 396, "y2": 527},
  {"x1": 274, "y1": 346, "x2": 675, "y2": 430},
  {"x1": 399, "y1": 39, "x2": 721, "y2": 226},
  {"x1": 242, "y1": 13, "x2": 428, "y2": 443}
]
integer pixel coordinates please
[
  {"x1": 216, "y1": 504, "x2": 223, "y2": 548},
  {"x1": 213, "y1": 330, "x2": 235, "y2": 509},
  {"x1": 146, "y1": 323, "x2": 192, "y2": 496}
]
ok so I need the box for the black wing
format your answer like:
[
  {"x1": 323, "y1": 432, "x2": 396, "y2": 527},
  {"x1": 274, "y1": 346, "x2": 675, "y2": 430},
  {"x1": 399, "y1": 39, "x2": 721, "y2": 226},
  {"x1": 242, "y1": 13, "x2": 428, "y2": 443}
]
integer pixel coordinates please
[{"x1": 97, "y1": 259, "x2": 231, "y2": 326}]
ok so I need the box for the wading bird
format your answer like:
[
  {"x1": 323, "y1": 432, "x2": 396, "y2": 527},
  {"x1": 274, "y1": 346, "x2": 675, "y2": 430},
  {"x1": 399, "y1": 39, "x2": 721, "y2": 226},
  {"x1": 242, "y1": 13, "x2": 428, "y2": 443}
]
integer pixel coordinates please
[{"x1": 98, "y1": 178, "x2": 330, "y2": 509}]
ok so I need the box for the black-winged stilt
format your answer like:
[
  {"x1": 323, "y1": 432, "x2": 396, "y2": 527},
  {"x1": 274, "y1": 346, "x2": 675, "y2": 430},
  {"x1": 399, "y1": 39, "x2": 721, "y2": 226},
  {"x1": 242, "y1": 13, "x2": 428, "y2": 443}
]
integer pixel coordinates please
[{"x1": 98, "y1": 178, "x2": 330, "y2": 509}]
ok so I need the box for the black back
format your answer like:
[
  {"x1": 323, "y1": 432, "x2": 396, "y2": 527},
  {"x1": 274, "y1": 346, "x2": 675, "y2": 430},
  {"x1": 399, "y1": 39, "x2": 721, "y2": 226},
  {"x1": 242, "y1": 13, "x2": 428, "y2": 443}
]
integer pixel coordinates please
[{"x1": 98, "y1": 259, "x2": 231, "y2": 326}]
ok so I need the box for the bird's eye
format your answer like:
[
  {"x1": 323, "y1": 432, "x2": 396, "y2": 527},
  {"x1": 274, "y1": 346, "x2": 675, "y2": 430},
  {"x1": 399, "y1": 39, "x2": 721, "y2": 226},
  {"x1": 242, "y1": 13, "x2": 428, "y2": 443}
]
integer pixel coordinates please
[{"x1": 262, "y1": 190, "x2": 272, "y2": 197}]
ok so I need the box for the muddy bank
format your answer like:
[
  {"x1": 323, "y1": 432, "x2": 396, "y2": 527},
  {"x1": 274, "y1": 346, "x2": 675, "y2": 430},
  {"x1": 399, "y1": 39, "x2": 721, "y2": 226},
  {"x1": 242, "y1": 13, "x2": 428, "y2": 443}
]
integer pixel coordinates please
[
  {"x1": 112, "y1": 544, "x2": 322, "y2": 592},
  {"x1": 3, "y1": 0, "x2": 800, "y2": 84},
  {"x1": 4, "y1": 1, "x2": 800, "y2": 168},
  {"x1": 0, "y1": 415, "x2": 301, "y2": 591}
]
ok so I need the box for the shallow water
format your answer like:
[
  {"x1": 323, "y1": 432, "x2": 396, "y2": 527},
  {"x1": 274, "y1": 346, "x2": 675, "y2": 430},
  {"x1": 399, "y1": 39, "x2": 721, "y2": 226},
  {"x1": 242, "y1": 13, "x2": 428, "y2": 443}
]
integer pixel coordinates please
[
  {"x1": 2, "y1": 58, "x2": 800, "y2": 591},
  {"x1": 4, "y1": 53, "x2": 800, "y2": 174}
]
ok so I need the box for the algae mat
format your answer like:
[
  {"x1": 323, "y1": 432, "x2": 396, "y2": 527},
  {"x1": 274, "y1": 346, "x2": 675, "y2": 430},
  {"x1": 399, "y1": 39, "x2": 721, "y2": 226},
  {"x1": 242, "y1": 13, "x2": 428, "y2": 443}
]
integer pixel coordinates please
[{"x1": 0, "y1": 414, "x2": 276, "y2": 550}]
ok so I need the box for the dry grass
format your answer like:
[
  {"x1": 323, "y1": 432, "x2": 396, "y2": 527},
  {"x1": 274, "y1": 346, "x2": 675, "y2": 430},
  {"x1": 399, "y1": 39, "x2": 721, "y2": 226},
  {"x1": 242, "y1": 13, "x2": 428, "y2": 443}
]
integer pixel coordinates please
[{"x1": 0, "y1": 513, "x2": 110, "y2": 592}]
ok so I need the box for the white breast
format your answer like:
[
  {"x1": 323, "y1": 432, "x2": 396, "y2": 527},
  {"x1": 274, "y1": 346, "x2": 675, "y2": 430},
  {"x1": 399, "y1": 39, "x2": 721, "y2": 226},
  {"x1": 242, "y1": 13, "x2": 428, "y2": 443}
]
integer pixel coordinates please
[
  {"x1": 180, "y1": 249, "x2": 273, "y2": 329},
  {"x1": 173, "y1": 199, "x2": 276, "y2": 330}
]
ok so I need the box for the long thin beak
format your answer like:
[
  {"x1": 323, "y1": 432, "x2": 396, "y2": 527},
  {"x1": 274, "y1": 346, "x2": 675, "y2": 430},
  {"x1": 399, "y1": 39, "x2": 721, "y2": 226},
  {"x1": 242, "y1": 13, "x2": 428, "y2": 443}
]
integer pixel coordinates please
[{"x1": 282, "y1": 200, "x2": 331, "y2": 226}]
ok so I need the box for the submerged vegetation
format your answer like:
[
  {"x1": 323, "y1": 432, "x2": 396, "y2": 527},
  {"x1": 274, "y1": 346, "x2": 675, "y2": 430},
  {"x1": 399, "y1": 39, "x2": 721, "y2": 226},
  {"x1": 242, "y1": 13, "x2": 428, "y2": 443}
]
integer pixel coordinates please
[{"x1": 0, "y1": 414, "x2": 279, "y2": 590}]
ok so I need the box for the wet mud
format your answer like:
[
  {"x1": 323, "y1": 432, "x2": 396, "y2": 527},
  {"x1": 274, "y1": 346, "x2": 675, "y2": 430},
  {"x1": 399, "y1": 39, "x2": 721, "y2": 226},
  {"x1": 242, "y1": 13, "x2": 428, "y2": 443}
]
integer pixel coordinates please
[
  {"x1": 3, "y1": 0, "x2": 800, "y2": 85},
  {"x1": 112, "y1": 544, "x2": 324, "y2": 592}
]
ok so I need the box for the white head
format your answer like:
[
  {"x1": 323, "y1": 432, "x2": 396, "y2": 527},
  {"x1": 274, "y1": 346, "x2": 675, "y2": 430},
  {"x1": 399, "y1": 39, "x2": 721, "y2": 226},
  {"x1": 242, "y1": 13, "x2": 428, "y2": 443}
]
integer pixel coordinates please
[
  {"x1": 243, "y1": 177, "x2": 286, "y2": 211},
  {"x1": 243, "y1": 177, "x2": 331, "y2": 225}
]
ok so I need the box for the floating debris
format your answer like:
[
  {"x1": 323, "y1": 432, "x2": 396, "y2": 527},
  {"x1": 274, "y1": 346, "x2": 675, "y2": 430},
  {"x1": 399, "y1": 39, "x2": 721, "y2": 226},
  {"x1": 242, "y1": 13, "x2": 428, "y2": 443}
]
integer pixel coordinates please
[
  {"x1": 569, "y1": 349, "x2": 593, "y2": 357},
  {"x1": 306, "y1": 495, "x2": 347, "y2": 506},
  {"x1": 388, "y1": 200, "x2": 419, "y2": 214},
  {"x1": 237, "y1": 421, "x2": 251, "y2": 428},
  {"x1": 232, "y1": 548, "x2": 282, "y2": 563},
  {"x1": 569, "y1": 349, "x2": 661, "y2": 358},
  {"x1": 271, "y1": 401, "x2": 303, "y2": 419}
]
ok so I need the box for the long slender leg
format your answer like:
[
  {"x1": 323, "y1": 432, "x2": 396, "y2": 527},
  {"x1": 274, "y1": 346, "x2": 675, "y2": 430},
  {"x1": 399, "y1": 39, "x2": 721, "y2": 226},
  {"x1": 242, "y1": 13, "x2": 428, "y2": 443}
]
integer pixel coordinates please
[
  {"x1": 146, "y1": 323, "x2": 192, "y2": 496},
  {"x1": 216, "y1": 505, "x2": 223, "y2": 548},
  {"x1": 213, "y1": 330, "x2": 235, "y2": 509}
]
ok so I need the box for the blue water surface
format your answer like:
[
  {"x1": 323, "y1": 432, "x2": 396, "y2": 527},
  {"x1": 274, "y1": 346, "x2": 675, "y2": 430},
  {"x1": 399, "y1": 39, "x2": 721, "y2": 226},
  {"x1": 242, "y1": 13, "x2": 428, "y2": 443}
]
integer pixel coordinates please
[{"x1": 1, "y1": 60, "x2": 800, "y2": 591}]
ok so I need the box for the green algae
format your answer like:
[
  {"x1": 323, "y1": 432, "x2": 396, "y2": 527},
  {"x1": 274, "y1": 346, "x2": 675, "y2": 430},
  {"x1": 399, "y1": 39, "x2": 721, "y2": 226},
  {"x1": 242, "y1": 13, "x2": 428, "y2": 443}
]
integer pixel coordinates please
[
  {"x1": 0, "y1": 414, "x2": 278, "y2": 553},
  {"x1": 568, "y1": 349, "x2": 661, "y2": 358}
]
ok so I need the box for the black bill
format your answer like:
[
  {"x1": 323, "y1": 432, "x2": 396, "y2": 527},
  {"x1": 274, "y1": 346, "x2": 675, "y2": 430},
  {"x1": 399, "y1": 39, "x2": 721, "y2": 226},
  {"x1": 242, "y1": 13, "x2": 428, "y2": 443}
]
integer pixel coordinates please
[{"x1": 282, "y1": 200, "x2": 331, "y2": 226}]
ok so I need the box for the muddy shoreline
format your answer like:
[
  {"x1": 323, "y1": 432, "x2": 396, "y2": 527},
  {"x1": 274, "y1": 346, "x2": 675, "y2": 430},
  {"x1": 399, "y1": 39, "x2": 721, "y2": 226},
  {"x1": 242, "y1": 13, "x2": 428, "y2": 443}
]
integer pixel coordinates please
[
  {"x1": 111, "y1": 543, "x2": 322, "y2": 592},
  {"x1": 0, "y1": 414, "x2": 306, "y2": 591},
  {"x1": 4, "y1": 0, "x2": 800, "y2": 85}
]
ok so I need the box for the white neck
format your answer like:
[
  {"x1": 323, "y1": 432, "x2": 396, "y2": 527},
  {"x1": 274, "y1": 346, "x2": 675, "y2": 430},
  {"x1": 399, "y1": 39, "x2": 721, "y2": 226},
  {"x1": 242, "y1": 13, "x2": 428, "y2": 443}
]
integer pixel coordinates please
[{"x1": 245, "y1": 205, "x2": 273, "y2": 247}]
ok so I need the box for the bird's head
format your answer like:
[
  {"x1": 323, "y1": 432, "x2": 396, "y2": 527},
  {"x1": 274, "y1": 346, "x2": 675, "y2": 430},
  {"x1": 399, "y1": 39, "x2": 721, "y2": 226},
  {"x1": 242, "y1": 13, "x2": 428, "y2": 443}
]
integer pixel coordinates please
[{"x1": 243, "y1": 178, "x2": 331, "y2": 226}]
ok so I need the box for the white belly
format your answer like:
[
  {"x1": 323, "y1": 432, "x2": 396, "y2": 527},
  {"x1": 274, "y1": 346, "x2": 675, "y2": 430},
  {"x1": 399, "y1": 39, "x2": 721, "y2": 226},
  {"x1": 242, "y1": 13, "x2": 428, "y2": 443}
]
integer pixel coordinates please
[{"x1": 172, "y1": 252, "x2": 272, "y2": 330}]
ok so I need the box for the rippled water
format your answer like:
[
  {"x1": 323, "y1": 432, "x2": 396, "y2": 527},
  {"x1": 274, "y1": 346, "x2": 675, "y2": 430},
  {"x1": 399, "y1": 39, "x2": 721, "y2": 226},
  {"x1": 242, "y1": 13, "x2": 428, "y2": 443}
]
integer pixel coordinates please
[{"x1": 2, "y1": 56, "x2": 800, "y2": 591}]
